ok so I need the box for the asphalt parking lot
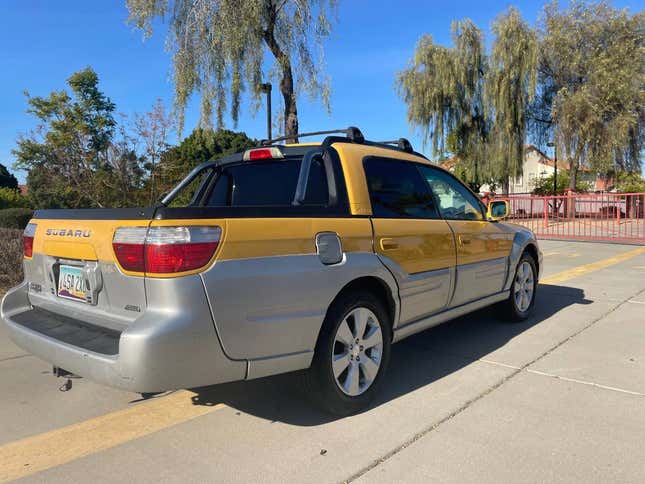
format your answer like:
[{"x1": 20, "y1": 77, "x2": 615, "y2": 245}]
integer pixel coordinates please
[{"x1": 1, "y1": 240, "x2": 644, "y2": 483}]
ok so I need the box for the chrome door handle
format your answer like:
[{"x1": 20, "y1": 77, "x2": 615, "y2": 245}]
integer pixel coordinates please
[{"x1": 458, "y1": 235, "x2": 471, "y2": 245}]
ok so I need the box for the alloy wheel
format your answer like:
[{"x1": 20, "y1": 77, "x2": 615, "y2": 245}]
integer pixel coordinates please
[
  {"x1": 514, "y1": 260, "x2": 535, "y2": 312},
  {"x1": 331, "y1": 307, "x2": 384, "y2": 396}
]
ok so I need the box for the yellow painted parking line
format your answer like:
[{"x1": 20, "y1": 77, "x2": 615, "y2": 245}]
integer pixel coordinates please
[
  {"x1": 541, "y1": 246, "x2": 645, "y2": 285},
  {"x1": 0, "y1": 390, "x2": 225, "y2": 483},
  {"x1": 2, "y1": 246, "x2": 645, "y2": 482}
]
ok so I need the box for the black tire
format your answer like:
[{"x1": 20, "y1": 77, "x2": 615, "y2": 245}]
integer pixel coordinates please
[
  {"x1": 500, "y1": 252, "x2": 538, "y2": 322},
  {"x1": 303, "y1": 290, "x2": 392, "y2": 416}
]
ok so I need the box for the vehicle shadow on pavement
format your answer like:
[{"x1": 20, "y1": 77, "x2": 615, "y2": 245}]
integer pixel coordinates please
[{"x1": 188, "y1": 284, "x2": 591, "y2": 425}]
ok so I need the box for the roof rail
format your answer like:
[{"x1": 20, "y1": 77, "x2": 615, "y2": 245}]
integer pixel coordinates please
[
  {"x1": 376, "y1": 138, "x2": 414, "y2": 153},
  {"x1": 261, "y1": 126, "x2": 364, "y2": 146},
  {"x1": 261, "y1": 127, "x2": 426, "y2": 159}
]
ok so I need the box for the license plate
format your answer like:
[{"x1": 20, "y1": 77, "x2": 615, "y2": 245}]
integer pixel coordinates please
[{"x1": 57, "y1": 265, "x2": 86, "y2": 303}]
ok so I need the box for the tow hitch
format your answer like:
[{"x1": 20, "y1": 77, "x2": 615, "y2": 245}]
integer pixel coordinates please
[{"x1": 53, "y1": 366, "x2": 80, "y2": 392}]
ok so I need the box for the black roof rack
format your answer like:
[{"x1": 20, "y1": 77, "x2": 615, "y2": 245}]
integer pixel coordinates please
[
  {"x1": 261, "y1": 127, "x2": 364, "y2": 146},
  {"x1": 376, "y1": 138, "x2": 414, "y2": 153},
  {"x1": 261, "y1": 126, "x2": 426, "y2": 159}
]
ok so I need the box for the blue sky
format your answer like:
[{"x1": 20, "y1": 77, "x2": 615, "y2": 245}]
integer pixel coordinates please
[{"x1": 0, "y1": 0, "x2": 637, "y2": 183}]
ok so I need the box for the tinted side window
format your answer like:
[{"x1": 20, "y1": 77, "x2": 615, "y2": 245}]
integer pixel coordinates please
[
  {"x1": 364, "y1": 158, "x2": 439, "y2": 219},
  {"x1": 417, "y1": 166, "x2": 484, "y2": 221},
  {"x1": 205, "y1": 158, "x2": 328, "y2": 207}
]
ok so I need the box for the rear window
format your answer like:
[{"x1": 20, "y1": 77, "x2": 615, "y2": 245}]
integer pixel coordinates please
[{"x1": 206, "y1": 158, "x2": 328, "y2": 207}]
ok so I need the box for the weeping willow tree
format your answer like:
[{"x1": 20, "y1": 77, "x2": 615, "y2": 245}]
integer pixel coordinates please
[
  {"x1": 126, "y1": 0, "x2": 336, "y2": 140},
  {"x1": 398, "y1": 20, "x2": 490, "y2": 189},
  {"x1": 534, "y1": 1, "x2": 644, "y2": 192},
  {"x1": 486, "y1": 7, "x2": 538, "y2": 193},
  {"x1": 399, "y1": 10, "x2": 539, "y2": 192}
]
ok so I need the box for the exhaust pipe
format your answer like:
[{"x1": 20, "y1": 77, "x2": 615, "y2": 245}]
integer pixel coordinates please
[{"x1": 53, "y1": 366, "x2": 80, "y2": 391}]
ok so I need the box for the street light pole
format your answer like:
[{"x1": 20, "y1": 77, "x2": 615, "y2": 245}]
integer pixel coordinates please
[
  {"x1": 547, "y1": 142, "x2": 558, "y2": 195},
  {"x1": 553, "y1": 145, "x2": 558, "y2": 195},
  {"x1": 260, "y1": 83, "x2": 272, "y2": 141}
]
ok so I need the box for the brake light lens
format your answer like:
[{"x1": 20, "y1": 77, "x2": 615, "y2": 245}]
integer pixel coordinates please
[
  {"x1": 112, "y1": 226, "x2": 221, "y2": 275},
  {"x1": 23, "y1": 223, "x2": 37, "y2": 258},
  {"x1": 145, "y1": 226, "x2": 220, "y2": 273},
  {"x1": 112, "y1": 226, "x2": 147, "y2": 272},
  {"x1": 243, "y1": 147, "x2": 284, "y2": 161}
]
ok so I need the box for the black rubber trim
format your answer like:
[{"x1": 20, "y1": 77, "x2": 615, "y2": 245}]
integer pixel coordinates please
[
  {"x1": 11, "y1": 307, "x2": 121, "y2": 356},
  {"x1": 33, "y1": 207, "x2": 155, "y2": 220},
  {"x1": 154, "y1": 205, "x2": 350, "y2": 219}
]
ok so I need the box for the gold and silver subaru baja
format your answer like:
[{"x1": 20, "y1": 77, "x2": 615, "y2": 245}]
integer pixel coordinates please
[{"x1": 1, "y1": 127, "x2": 541, "y2": 415}]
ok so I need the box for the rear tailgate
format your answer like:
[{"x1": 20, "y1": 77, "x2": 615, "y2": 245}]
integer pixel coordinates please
[{"x1": 23, "y1": 209, "x2": 154, "y2": 332}]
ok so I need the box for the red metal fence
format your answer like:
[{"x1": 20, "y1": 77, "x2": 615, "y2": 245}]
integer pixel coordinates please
[{"x1": 492, "y1": 193, "x2": 645, "y2": 244}]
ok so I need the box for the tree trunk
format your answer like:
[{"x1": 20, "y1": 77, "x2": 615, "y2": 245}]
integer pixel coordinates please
[
  {"x1": 279, "y1": 63, "x2": 298, "y2": 143},
  {"x1": 567, "y1": 157, "x2": 579, "y2": 219},
  {"x1": 569, "y1": 160, "x2": 578, "y2": 192},
  {"x1": 263, "y1": 2, "x2": 298, "y2": 142},
  {"x1": 502, "y1": 178, "x2": 510, "y2": 195}
]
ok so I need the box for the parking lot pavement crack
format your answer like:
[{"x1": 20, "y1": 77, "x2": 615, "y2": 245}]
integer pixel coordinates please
[
  {"x1": 0, "y1": 353, "x2": 32, "y2": 364},
  {"x1": 342, "y1": 288, "x2": 644, "y2": 484}
]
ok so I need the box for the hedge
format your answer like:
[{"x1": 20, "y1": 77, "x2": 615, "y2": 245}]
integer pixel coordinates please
[
  {"x1": 0, "y1": 208, "x2": 34, "y2": 229},
  {"x1": 0, "y1": 228, "x2": 23, "y2": 291}
]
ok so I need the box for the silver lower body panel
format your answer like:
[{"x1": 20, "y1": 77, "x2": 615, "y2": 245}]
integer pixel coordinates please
[{"x1": 1, "y1": 278, "x2": 247, "y2": 393}]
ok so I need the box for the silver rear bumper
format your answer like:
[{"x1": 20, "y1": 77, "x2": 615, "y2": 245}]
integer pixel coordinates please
[{"x1": 1, "y1": 277, "x2": 247, "y2": 393}]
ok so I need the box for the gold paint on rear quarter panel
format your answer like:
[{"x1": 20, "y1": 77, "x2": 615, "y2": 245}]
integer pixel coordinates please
[{"x1": 215, "y1": 217, "x2": 373, "y2": 260}]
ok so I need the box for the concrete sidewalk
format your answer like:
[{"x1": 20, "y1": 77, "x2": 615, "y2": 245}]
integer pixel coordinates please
[
  {"x1": 355, "y1": 292, "x2": 645, "y2": 484},
  {"x1": 1, "y1": 240, "x2": 644, "y2": 483}
]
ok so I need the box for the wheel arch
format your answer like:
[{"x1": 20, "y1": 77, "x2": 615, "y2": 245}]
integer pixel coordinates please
[
  {"x1": 505, "y1": 229, "x2": 541, "y2": 292},
  {"x1": 326, "y1": 276, "x2": 397, "y2": 337},
  {"x1": 523, "y1": 242, "x2": 540, "y2": 277}
]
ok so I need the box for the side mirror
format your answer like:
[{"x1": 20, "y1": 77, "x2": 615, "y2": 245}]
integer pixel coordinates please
[{"x1": 487, "y1": 200, "x2": 509, "y2": 221}]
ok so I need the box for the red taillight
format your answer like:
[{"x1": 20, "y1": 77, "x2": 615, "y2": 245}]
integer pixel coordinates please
[
  {"x1": 112, "y1": 226, "x2": 221, "y2": 275},
  {"x1": 23, "y1": 223, "x2": 36, "y2": 258},
  {"x1": 243, "y1": 147, "x2": 284, "y2": 161},
  {"x1": 113, "y1": 242, "x2": 145, "y2": 272},
  {"x1": 249, "y1": 148, "x2": 273, "y2": 160},
  {"x1": 112, "y1": 226, "x2": 147, "y2": 272},
  {"x1": 145, "y1": 242, "x2": 219, "y2": 273}
]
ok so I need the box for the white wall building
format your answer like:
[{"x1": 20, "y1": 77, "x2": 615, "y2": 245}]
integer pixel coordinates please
[
  {"x1": 441, "y1": 145, "x2": 605, "y2": 194},
  {"x1": 498, "y1": 145, "x2": 556, "y2": 194}
]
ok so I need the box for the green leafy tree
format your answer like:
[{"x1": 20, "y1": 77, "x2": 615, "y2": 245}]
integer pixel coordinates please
[
  {"x1": 126, "y1": 0, "x2": 336, "y2": 140},
  {"x1": 398, "y1": 20, "x2": 491, "y2": 190},
  {"x1": 399, "y1": 12, "x2": 538, "y2": 193},
  {"x1": 156, "y1": 127, "x2": 257, "y2": 197},
  {"x1": 486, "y1": 7, "x2": 538, "y2": 193},
  {"x1": 0, "y1": 164, "x2": 18, "y2": 189},
  {"x1": 533, "y1": 1, "x2": 644, "y2": 191},
  {"x1": 532, "y1": 171, "x2": 591, "y2": 195},
  {"x1": 613, "y1": 172, "x2": 645, "y2": 194},
  {"x1": 13, "y1": 68, "x2": 121, "y2": 208},
  {"x1": 0, "y1": 188, "x2": 30, "y2": 209}
]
